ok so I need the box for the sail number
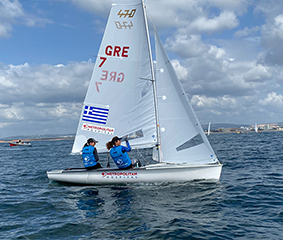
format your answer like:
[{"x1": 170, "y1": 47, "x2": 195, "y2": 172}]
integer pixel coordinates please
[
  {"x1": 98, "y1": 45, "x2": 130, "y2": 68},
  {"x1": 95, "y1": 45, "x2": 129, "y2": 92},
  {"x1": 117, "y1": 9, "x2": 136, "y2": 18}
]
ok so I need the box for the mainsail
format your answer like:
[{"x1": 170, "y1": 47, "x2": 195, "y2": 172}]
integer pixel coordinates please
[
  {"x1": 154, "y1": 31, "x2": 218, "y2": 164},
  {"x1": 72, "y1": 0, "x2": 157, "y2": 153}
]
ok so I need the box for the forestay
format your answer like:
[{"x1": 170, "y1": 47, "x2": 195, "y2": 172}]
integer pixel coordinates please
[
  {"x1": 154, "y1": 31, "x2": 218, "y2": 164},
  {"x1": 72, "y1": 0, "x2": 157, "y2": 153}
]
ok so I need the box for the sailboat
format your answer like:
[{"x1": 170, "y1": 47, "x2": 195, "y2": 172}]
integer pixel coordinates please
[
  {"x1": 254, "y1": 123, "x2": 258, "y2": 133},
  {"x1": 207, "y1": 122, "x2": 211, "y2": 136},
  {"x1": 47, "y1": 0, "x2": 222, "y2": 184}
]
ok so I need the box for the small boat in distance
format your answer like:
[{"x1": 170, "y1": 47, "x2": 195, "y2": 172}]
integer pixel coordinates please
[
  {"x1": 255, "y1": 123, "x2": 258, "y2": 133},
  {"x1": 9, "y1": 140, "x2": 31, "y2": 147},
  {"x1": 208, "y1": 122, "x2": 211, "y2": 136}
]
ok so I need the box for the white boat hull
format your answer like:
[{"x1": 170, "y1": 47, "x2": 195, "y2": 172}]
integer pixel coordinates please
[
  {"x1": 47, "y1": 163, "x2": 222, "y2": 185},
  {"x1": 9, "y1": 142, "x2": 31, "y2": 147}
]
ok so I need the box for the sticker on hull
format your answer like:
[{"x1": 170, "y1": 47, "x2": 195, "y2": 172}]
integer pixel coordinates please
[{"x1": 101, "y1": 171, "x2": 138, "y2": 179}]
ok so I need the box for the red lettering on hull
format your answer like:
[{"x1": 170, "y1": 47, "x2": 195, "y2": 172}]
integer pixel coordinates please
[{"x1": 101, "y1": 171, "x2": 138, "y2": 179}]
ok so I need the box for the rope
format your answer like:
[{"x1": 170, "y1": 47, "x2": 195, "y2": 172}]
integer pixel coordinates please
[
  {"x1": 107, "y1": 152, "x2": 110, "y2": 168},
  {"x1": 136, "y1": 148, "x2": 150, "y2": 165}
]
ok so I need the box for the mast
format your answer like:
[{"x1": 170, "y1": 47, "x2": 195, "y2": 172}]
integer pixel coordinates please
[{"x1": 141, "y1": 0, "x2": 162, "y2": 162}]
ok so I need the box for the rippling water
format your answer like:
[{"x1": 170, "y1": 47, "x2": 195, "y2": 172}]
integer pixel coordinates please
[{"x1": 1, "y1": 132, "x2": 283, "y2": 239}]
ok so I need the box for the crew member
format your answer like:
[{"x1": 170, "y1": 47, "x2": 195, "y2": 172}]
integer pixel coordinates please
[
  {"x1": 106, "y1": 136, "x2": 133, "y2": 169},
  {"x1": 82, "y1": 138, "x2": 103, "y2": 170}
]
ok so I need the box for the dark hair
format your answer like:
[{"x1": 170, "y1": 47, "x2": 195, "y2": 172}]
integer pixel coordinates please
[
  {"x1": 111, "y1": 136, "x2": 121, "y2": 144},
  {"x1": 106, "y1": 141, "x2": 113, "y2": 150},
  {"x1": 106, "y1": 136, "x2": 121, "y2": 150}
]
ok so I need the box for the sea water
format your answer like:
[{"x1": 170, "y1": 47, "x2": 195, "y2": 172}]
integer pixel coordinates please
[{"x1": 1, "y1": 131, "x2": 283, "y2": 239}]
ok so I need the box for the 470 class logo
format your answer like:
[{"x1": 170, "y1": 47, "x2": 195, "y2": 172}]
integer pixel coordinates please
[
  {"x1": 117, "y1": 9, "x2": 136, "y2": 18},
  {"x1": 115, "y1": 9, "x2": 136, "y2": 29}
]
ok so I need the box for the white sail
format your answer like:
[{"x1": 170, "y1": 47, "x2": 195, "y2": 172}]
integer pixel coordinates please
[
  {"x1": 72, "y1": 0, "x2": 157, "y2": 153},
  {"x1": 208, "y1": 121, "x2": 211, "y2": 136},
  {"x1": 255, "y1": 123, "x2": 258, "y2": 132},
  {"x1": 154, "y1": 31, "x2": 218, "y2": 164}
]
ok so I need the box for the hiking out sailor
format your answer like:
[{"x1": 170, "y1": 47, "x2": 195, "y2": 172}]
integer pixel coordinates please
[{"x1": 106, "y1": 136, "x2": 134, "y2": 169}]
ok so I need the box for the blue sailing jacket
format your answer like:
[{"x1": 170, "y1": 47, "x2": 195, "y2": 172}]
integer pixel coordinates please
[
  {"x1": 110, "y1": 141, "x2": 132, "y2": 169},
  {"x1": 82, "y1": 145, "x2": 98, "y2": 168}
]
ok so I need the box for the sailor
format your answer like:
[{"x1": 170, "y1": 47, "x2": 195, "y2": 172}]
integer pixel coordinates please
[
  {"x1": 106, "y1": 136, "x2": 135, "y2": 169},
  {"x1": 82, "y1": 138, "x2": 103, "y2": 170}
]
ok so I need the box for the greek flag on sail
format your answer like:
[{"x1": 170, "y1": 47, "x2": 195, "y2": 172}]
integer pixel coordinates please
[{"x1": 82, "y1": 105, "x2": 109, "y2": 124}]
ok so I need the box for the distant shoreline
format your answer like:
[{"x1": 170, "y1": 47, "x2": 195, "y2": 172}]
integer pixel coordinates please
[
  {"x1": 205, "y1": 129, "x2": 283, "y2": 134},
  {"x1": 1, "y1": 129, "x2": 283, "y2": 143},
  {"x1": 0, "y1": 137, "x2": 74, "y2": 143}
]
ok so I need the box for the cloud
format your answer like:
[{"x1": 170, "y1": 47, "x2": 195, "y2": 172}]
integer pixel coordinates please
[
  {"x1": 0, "y1": 104, "x2": 24, "y2": 120},
  {"x1": 171, "y1": 60, "x2": 189, "y2": 80},
  {"x1": 22, "y1": 14, "x2": 53, "y2": 28},
  {"x1": 166, "y1": 34, "x2": 209, "y2": 58},
  {"x1": 244, "y1": 64, "x2": 272, "y2": 82},
  {"x1": 190, "y1": 95, "x2": 244, "y2": 122},
  {"x1": 70, "y1": 0, "x2": 112, "y2": 15},
  {"x1": 0, "y1": 0, "x2": 24, "y2": 38},
  {"x1": 0, "y1": 61, "x2": 94, "y2": 137},
  {"x1": 234, "y1": 26, "x2": 260, "y2": 38},
  {"x1": 257, "y1": 92, "x2": 283, "y2": 121},
  {"x1": 191, "y1": 95, "x2": 237, "y2": 109},
  {"x1": 0, "y1": 0, "x2": 53, "y2": 39},
  {"x1": 0, "y1": 61, "x2": 93, "y2": 104},
  {"x1": 254, "y1": 1, "x2": 283, "y2": 20},
  {"x1": 177, "y1": 44, "x2": 256, "y2": 98},
  {"x1": 262, "y1": 14, "x2": 283, "y2": 42},
  {"x1": 146, "y1": 0, "x2": 204, "y2": 29},
  {"x1": 190, "y1": 11, "x2": 239, "y2": 34},
  {"x1": 204, "y1": 0, "x2": 251, "y2": 14},
  {"x1": 259, "y1": 92, "x2": 283, "y2": 108},
  {"x1": 256, "y1": 0, "x2": 283, "y2": 65}
]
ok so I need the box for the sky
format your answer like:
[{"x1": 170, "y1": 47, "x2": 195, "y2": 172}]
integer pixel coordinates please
[{"x1": 1, "y1": 0, "x2": 283, "y2": 138}]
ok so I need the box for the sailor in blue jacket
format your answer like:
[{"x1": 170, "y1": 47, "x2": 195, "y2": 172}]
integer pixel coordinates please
[
  {"x1": 107, "y1": 136, "x2": 133, "y2": 169},
  {"x1": 82, "y1": 138, "x2": 103, "y2": 170}
]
